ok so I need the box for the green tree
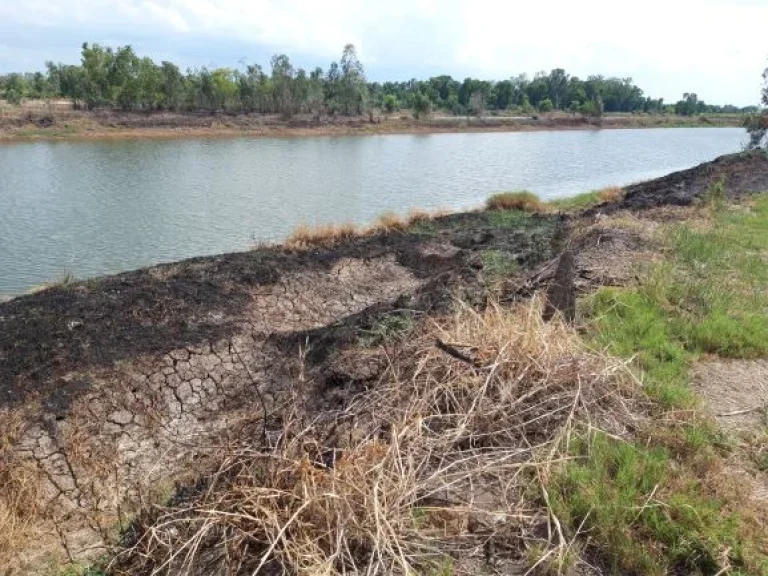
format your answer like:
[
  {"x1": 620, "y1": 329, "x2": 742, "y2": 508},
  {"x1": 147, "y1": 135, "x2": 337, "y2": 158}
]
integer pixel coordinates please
[
  {"x1": 538, "y1": 98, "x2": 554, "y2": 112},
  {"x1": 81, "y1": 42, "x2": 114, "y2": 108},
  {"x1": 383, "y1": 94, "x2": 398, "y2": 113},
  {"x1": 675, "y1": 92, "x2": 700, "y2": 116},
  {"x1": 339, "y1": 44, "x2": 368, "y2": 115},
  {"x1": 413, "y1": 91, "x2": 431, "y2": 118},
  {"x1": 159, "y1": 61, "x2": 186, "y2": 110},
  {"x1": 3, "y1": 73, "x2": 27, "y2": 104},
  {"x1": 746, "y1": 65, "x2": 768, "y2": 149},
  {"x1": 468, "y1": 91, "x2": 486, "y2": 116},
  {"x1": 547, "y1": 68, "x2": 569, "y2": 109},
  {"x1": 270, "y1": 54, "x2": 295, "y2": 116}
]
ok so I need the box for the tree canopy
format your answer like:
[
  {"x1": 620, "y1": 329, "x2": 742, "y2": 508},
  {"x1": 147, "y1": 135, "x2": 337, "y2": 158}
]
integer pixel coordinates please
[
  {"x1": 746, "y1": 66, "x2": 768, "y2": 149},
  {"x1": 0, "y1": 42, "x2": 757, "y2": 118}
]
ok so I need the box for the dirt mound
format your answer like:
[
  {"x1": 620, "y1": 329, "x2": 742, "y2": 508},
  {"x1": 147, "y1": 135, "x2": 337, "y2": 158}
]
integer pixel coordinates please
[{"x1": 588, "y1": 151, "x2": 768, "y2": 213}]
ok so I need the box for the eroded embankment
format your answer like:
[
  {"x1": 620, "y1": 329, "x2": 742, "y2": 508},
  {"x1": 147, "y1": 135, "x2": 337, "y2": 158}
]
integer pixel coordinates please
[
  {"x1": 2, "y1": 150, "x2": 768, "y2": 574},
  {"x1": 0, "y1": 210, "x2": 563, "y2": 570}
]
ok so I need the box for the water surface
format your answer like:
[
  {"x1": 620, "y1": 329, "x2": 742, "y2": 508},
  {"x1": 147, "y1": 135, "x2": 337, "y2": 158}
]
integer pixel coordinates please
[{"x1": 0, "y1": 127, "x2": 746, "y2": 296}]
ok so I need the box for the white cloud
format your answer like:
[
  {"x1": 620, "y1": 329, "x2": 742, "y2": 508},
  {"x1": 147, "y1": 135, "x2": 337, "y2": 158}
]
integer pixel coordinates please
[{"x1": 0, "y1": 0, "x2": 765, "y2": 104}]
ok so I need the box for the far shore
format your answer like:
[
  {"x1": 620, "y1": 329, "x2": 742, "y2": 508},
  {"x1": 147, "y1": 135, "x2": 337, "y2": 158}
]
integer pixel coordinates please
[{"x1": 0, "y1": 107, "x2": 745, "y2": 143}]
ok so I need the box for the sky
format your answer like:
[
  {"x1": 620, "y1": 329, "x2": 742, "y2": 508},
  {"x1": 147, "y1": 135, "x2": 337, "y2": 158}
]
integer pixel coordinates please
[{"x1": 0, "y1": 0, "x2": 765, "y2": 106}]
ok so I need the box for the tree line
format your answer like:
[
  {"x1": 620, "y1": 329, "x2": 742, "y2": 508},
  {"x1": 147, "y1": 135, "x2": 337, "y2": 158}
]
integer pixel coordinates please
[{"x1": 0, "y1": 42, "x2": 757, "y2": 118}]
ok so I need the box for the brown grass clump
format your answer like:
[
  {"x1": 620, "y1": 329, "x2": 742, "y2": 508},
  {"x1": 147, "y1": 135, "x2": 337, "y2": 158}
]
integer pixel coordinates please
[
  {"x1": 486, "y1": 191, "x2": 546, "y2": 212},
  {"x1": 405, "y1": 208, "x2": 431, "y2": 226},
  {"x1": 113, "y1": 298, "x2": 643, "y2": 575},
  {"x1": 598, "y1": 186, "x2": 624, "y2": 203},
  {"x1": 373, "y1": 211, "x2": 407, "y2": 232},
  {"x1": 286, "y1": 222, "x2": 359, "y2": 248},
  {"x1": 0, "y1": 409, "x2": 44, "y2": 566}
]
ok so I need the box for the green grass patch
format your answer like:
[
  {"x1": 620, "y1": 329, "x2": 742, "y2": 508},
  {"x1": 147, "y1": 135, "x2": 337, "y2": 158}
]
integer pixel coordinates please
[
  {"x1": 548, "y1": 190, "x2": 602, "y2": 211},
  {"x1": 551, "y1": 432, "x2": 767, "y2": 576},
  {"x1": 548, "y1": 187, "x2": 624, "y2": 212},
  {"x1": 558, "y1": 194, "x2": 768, "y2": 574},
  {"x1": 483, "y1": 208, "x2": 537, "y2": 229},
  {"x1": 481, "y1": 249, "x2": 520, "y2": 280},
  {"x1": 581, "y1": 194, "x2": 768, "y2": 408}
]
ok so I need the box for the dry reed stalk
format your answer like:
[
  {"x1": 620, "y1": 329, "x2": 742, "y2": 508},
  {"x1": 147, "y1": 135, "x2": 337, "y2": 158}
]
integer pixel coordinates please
[{"x1": 112, "y1": 297, "x2": 645, "y2": 575}]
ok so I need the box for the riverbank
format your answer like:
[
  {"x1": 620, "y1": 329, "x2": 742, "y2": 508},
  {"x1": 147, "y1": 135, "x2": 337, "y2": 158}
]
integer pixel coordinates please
[
  {"x1": 2, "y1": 151, "x2": 768, "y2": 575},
  {"x1": 0, "y1": 107, "x2": 745, "y2": 142}
]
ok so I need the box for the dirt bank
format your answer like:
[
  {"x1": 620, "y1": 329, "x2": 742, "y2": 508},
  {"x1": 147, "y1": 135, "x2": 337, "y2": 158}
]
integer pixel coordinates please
[
  {"x1": 0, "y1": 108, "x2": 744, "y2": 142},
  {"x1": 1, "y1": 152, "x2": 766, "y2": 574},
  {"x1": 584, "y1": 149, "x2": 768, "y2": 214}
]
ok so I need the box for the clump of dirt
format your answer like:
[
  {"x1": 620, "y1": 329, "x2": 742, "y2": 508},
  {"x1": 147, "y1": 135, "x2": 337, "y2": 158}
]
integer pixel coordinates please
[{"x1": 588, "y1": 151, "x2": 768, "y2": 214}]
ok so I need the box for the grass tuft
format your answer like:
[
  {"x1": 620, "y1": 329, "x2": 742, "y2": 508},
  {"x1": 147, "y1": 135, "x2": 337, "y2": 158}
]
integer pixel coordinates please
[
  {"x1": 548, "y1": 186, "x2": 624, "y2": 212},
  {"x1": 286, "y1": 222, "x2": 359, "y2": 248},
  {"x1": 486, "y1": 191, "x2": 545, "y2": 212}
]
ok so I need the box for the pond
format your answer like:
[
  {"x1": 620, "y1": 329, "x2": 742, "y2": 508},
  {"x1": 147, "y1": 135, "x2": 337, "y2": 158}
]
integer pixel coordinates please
[{"x1": 0, "y1": 127, "x2": 746, "y2": 296}]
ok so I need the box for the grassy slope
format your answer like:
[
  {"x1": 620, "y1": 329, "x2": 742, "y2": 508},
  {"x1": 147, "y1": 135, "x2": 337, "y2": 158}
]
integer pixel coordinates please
[{"x1": 552, "y1": 194, "x2": 768, "y2": 575}]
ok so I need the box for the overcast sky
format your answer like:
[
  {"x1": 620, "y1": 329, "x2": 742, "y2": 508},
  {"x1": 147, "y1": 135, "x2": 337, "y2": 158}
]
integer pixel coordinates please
[{"x1": 0, "y1": 0, "x2": 765, "y2": 106}]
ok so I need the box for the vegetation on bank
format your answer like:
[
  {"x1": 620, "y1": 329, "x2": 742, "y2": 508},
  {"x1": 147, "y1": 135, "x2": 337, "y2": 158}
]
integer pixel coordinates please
[
  {"x1": 0, "y1": 42, "x2": 756, "y2": 120},
  {"x1": 87, "y1": 191, "x2": 763, "y2": 574},
  {"x1": 556, "y1": 192, "x2": 768, "y2": 574}
]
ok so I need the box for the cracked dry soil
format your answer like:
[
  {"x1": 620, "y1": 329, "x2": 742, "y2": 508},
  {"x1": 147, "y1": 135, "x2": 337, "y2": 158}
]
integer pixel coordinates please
[{"x1": 0, "y1": 210, "x2": 562, "y2": 570}]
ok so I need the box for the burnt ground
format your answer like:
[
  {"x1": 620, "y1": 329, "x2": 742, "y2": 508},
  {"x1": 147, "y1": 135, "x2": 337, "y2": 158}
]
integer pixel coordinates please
[
  {"x1": 586, "y1": 150, "x2": 768, "y2": 214},
  {"x1": 1, "y1": 151, "x2": 767, "y2": 572},
  {"x1": 0, "y1": 209, "x2": 562, "y2": 571},
  {"x1": 0, "y1": 211, "x2": 561, "y2": 412}
]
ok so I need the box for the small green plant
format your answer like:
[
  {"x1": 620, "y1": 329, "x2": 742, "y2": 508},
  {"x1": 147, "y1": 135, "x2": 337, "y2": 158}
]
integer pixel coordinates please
[
  {"x1": 702, "y1": 177, "x2": 726, "y2": 211},
  {"x1": 483, "y1": 209, "x2": 534, "y2": 230},
  {"x1": 358, "y1": 312, "x2": 415, "y2": 347},
  {"x1": 481, "y1": 249, "x2": 520, "y2": 280},
  {"x1": 45, "y1": 560, "x2": 107, "y2": 576}
]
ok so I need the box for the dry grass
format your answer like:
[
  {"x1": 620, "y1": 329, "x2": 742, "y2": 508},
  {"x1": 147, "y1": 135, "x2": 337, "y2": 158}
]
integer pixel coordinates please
[
  {"x1": 597, "y1": 186, "x2": 624, "y2": 203},
  {"x1": 112, "y1": 298, "x2": 643, "y2": 575},
  {"x1": 285, "y1": 208, "x2": 449, "y2": 249},
  {"x1": 0, "y1": 409, "x2": 44, "y2": 566},
  {"x1": 286, "y1": 222, "x2": 359, "y2": 248},
  {"x1": 486, "y1": 191, "x2": 546, "y2": 213},
  {"x1": 373, "y1": 211, "x2": 407, "y2": 232}
]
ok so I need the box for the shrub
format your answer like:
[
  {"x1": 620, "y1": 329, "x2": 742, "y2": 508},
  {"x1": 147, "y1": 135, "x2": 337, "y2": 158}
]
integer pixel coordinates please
[
  {"x1": 382, "y1": 94, "x2": 398, "y2": 113},
  {"x1": 538, "y1": 98, "x2": 553, "y2": 113}
]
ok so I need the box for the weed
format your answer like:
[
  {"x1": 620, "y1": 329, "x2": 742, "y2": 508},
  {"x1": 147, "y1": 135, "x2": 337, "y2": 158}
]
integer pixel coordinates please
[
  {"x1": 286, "y1": 222, "x2": 358, "y2": 248},
  {"x1": 486, "y1": 191, "x2": 545, "y2": 212},
  {"x1": 547, "y1": 187, "x2": 624, "y2": 212},
  {"x1": 358, "y1": 311, "x2": 415, "y2": 347},
  {"x1": 481, "y1": 249, "x2": 520, "y2": 280},
  {"x1": 702, "y1": 177, "x2": 726, "y2": 212},
  {"x1": 484, "y1": 209, "x2": 533, "y2": 229},
  {"x1": 581, "y1": 193, "x2": 768, "y2": 408}
]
